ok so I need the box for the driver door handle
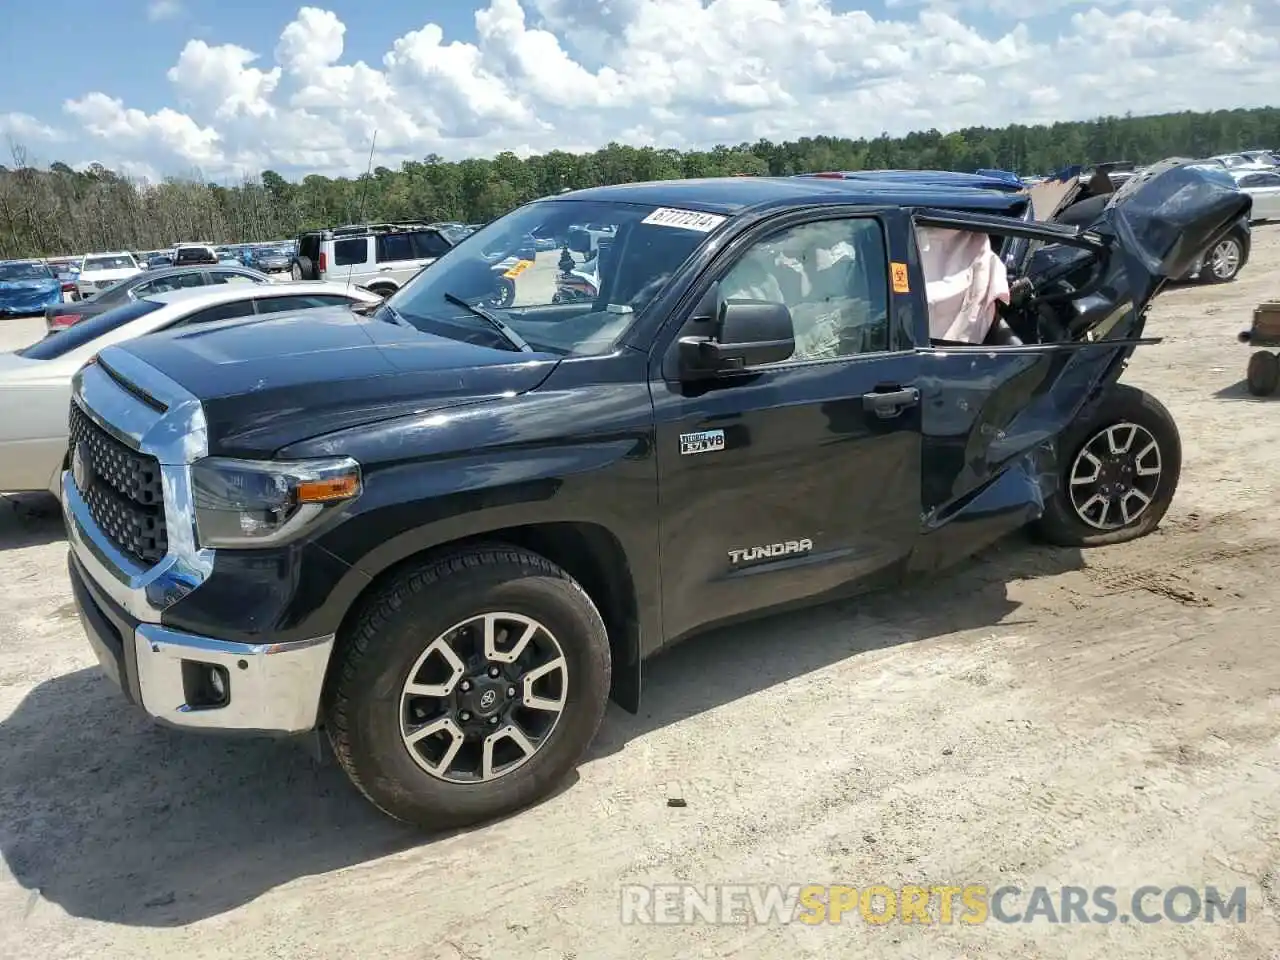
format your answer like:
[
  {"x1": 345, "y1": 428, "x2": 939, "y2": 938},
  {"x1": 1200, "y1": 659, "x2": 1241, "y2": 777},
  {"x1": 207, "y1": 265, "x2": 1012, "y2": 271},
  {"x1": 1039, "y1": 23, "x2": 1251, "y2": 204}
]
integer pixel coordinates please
[{"x1": 862, "y1": 387, "x2": 920, "y2": 419}]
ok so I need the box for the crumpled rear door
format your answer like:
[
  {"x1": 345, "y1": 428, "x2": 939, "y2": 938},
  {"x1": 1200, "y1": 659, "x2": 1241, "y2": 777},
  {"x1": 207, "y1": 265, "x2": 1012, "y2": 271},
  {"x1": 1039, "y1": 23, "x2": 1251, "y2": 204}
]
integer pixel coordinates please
[{"x1": 908, "y1": 162, "x2": 1250, "y2": 569}]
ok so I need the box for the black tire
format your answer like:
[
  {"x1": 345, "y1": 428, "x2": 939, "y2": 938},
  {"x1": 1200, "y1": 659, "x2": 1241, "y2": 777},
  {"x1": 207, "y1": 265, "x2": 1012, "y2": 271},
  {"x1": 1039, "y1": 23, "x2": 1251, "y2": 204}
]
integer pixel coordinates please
[
  {"x1": 324, "y1": 546, "x2": 611, "y2": 829},
  {"x1": 1035, "y1": 383, "x2": 1182, "y2": 547},
  {"x1": 492, "y1": 277, "x2": 516, "y2": 308},
  {"x1": 1246, "y1": 351, "x2": 1280, "y2": 397},
  {"x1": 1199, "y1": 233, "x2": 1244, "y2": 284},
  {"x1": 292, "y1": 256, "x2": 316, "y2": 281}
]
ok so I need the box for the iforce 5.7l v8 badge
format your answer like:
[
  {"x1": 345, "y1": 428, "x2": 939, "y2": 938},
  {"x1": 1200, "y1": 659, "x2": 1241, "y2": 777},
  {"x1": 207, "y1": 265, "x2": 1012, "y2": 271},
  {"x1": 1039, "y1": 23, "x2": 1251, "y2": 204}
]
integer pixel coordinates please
[{"x1": 680, "y1": 429, "x2": 726, "y2": 456}]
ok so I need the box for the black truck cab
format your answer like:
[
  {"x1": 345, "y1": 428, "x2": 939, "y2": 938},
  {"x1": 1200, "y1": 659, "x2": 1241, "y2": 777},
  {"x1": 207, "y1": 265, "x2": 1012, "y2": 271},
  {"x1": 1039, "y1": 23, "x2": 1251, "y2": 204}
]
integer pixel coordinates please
[{"x1": 62, "y1": 163, "x2": 1250, "y2": 828}]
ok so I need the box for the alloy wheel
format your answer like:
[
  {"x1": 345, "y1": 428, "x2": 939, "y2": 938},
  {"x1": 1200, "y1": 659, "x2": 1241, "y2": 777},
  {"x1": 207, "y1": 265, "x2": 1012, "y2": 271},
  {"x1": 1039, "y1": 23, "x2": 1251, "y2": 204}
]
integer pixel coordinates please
[
  {"x1": 1209, "y1": 238, "x2": 1241, "y2": 280},
  {"x1": 399, "y1": 612, "x2": 569, "y2": 784},
  {"x1": 1068, "y1": 422, "x2": 1163, "y2": 530}
]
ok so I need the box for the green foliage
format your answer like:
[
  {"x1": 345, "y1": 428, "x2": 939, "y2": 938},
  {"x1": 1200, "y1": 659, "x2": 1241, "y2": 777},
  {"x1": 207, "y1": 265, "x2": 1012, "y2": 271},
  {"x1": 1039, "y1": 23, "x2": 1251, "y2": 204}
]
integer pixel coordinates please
[{"x1": 2, "y1": 105, "x2": 1277, "y2": 259}]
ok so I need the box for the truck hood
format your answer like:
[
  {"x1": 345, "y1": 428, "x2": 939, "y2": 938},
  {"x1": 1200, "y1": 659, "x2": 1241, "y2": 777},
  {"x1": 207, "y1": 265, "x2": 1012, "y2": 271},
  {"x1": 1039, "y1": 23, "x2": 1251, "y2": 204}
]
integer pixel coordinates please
[
  {"x1": 79, "y1": 268, "x2": 139, "y2": 283},
  {"x1": 106, "y1": 306, "x2": 561, "y2": 458}
]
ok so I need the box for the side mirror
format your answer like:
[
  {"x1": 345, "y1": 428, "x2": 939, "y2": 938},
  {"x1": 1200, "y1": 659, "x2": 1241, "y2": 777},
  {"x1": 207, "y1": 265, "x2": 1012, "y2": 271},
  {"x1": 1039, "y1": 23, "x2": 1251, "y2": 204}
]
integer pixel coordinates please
[
  {"x1": 566, "y1": 228, "x2": 592, "y2": 255},
  {"x1": 678, "y1": 298, "x2": 795, "y2": 378}
]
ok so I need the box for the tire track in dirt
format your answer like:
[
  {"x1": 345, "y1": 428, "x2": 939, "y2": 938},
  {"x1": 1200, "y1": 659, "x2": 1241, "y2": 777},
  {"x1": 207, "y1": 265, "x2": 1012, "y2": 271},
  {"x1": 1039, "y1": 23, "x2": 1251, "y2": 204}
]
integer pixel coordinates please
[{"x1": 1056, "y1": 508, "x2": 1280, "y2": 610}]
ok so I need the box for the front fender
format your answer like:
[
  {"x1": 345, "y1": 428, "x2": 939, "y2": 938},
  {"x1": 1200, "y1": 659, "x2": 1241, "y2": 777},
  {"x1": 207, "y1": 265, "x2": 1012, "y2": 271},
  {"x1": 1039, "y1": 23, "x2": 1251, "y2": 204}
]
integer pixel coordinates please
[
  {"x1": 279, "y1": 365, "x2": 662, "y2": 681},
  {"x1": 327, "y1": 433, "x2": 655, "y2": 582}
]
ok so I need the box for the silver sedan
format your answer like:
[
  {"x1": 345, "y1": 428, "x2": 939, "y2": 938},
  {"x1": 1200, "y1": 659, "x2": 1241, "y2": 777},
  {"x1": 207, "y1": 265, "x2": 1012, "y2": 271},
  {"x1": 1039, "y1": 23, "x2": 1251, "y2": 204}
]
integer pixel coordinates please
[{"x1": 0, "y1": 281, "x2": 382, "y2": 494}]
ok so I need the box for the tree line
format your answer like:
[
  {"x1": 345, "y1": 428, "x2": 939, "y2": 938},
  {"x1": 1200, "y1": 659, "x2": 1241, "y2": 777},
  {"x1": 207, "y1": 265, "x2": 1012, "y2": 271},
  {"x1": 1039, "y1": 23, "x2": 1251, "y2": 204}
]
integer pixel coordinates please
[{"x1": 1, "y1": 105, "x2": 1277, "y2": 259}]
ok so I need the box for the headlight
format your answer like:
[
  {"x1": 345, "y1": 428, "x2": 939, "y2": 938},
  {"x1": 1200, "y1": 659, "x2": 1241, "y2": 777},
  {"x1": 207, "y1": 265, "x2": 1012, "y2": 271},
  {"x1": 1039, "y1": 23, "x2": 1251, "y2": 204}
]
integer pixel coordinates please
[{"x1": 191, "y1": 456, "x2": 362, "y2": 548}]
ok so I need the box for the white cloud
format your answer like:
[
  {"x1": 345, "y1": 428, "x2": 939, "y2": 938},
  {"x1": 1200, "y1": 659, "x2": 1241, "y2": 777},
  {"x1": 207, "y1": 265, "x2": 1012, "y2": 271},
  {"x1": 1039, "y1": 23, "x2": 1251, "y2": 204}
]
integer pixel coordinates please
[
  {"x1": 167, "y1": 40, "x2": 282, "y2": 120},
  {"x1": 63, "y1": 92, "x2": 222, "y2": 167},
  {"x1": 0, "y1": 112, "x2": 66, "y2": 144},
  {"x1": 147, "y1": 0, "x2": 182, "y2": 22},
  {"x1": 30, "y1": 0, "x2": 1280, "y2": 180}
]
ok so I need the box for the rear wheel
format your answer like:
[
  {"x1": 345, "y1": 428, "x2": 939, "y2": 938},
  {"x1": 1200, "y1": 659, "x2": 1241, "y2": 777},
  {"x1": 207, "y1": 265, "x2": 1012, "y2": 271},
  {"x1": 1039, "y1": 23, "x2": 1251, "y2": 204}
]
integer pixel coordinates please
[
  {"x1": 1202, "y1": 235, "x2": 1243, "y2": 283},
  {"x1": 291, "y1": 256, "x2": 315, "y2": 281},
  {"x1": 325, "y1": 546, "x2": 611, "y2": 829},
  {"x1": 1246, "y1": 350, "x2": 1280, "y2": 397},
  {"x1": 1035, "y1": 384, "x2": 1182, "y2": 547}
]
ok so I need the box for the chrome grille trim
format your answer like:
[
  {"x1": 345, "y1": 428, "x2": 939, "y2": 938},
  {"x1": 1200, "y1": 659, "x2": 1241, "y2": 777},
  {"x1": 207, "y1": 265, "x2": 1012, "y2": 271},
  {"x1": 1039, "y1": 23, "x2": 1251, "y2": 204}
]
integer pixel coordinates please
[{"x1": 63, "y1": 345, "x2": 215, "y2": 623}]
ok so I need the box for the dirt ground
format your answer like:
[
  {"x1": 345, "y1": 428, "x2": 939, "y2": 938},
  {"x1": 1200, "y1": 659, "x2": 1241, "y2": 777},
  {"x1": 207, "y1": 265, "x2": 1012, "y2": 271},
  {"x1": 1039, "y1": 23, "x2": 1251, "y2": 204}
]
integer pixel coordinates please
[{"x1": 2, "y1": 229, "x2": 1279, "y2": 960}]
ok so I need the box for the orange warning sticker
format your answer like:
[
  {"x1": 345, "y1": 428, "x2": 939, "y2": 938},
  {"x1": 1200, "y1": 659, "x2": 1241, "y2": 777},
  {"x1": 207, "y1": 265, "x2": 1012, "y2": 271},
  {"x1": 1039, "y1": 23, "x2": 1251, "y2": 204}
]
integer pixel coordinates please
[{"x1": 890, "y1": 262, "x2": 910, "y2": 294}]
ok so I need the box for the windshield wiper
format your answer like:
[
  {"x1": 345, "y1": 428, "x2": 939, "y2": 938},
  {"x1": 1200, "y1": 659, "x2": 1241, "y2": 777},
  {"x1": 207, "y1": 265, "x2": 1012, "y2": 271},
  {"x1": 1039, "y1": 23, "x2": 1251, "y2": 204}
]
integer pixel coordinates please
[
  {"x1": 365, "y1": 299, "x2": 409, "y2": 324},
  {"x1": 442, "y1": 292, "x2": 532, "y2": 353}
]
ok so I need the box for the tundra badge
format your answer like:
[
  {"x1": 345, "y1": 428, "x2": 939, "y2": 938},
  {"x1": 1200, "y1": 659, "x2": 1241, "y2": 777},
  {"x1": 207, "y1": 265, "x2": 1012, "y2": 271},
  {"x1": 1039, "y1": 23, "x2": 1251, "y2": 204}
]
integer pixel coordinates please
[
  {"x1": 680, "y1": 429, "x2": 725, "y2": 456},
  {"x1": 729, "y1": 539, "x2": 814, "y2": 565}
]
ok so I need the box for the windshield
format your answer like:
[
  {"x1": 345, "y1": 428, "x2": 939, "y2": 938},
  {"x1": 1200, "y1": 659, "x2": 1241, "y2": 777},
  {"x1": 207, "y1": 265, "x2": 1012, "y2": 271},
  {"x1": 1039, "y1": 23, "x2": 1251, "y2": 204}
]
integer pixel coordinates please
[
  {"x1": 384, "y1": 199, "x2": 724, "y2": 357},
  {"x1": 84, "y1": 255, "x2": 136, "y2": 272},
  {"x1": 0, "y1": 261, "x2": 53, "y2": 282},
  {"x1": 17, "y1": 299, "x2": 165, "y2": 360}
]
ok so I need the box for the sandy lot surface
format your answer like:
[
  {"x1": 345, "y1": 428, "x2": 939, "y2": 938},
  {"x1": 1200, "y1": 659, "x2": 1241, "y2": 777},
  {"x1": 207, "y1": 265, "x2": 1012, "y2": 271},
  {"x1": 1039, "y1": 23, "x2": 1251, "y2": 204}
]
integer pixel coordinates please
[{"x1": 2, "y1": 229, "x2": 1279, "y2": 960}]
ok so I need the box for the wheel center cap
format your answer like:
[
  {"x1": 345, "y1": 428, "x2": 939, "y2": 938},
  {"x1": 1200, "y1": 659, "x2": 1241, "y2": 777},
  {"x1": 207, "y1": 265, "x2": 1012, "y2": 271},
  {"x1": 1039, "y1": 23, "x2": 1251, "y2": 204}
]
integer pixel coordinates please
[{"x1": 464, "y1": 681, "x2": 508, "y2": 717}]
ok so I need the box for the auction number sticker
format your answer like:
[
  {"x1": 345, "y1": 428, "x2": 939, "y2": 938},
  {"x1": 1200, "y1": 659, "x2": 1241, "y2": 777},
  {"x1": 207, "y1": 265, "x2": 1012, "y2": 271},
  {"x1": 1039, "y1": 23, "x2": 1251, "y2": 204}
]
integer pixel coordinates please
[
  {"x1": 642, "y1": 207, "x2": 728, "y2": 233},
  {"x1": 503, "y1": 259, "x2": 534, "y2": 279}
]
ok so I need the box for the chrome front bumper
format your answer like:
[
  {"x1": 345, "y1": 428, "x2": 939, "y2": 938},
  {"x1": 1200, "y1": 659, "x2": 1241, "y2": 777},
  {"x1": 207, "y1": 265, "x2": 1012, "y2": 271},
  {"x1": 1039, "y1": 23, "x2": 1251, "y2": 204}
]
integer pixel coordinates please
[
  {"x1": 132, "y1": 624, "x2": 333, "y2": 733},
  {"x1": 63, "y1": 348, "x2": 335, "y2": 735}
]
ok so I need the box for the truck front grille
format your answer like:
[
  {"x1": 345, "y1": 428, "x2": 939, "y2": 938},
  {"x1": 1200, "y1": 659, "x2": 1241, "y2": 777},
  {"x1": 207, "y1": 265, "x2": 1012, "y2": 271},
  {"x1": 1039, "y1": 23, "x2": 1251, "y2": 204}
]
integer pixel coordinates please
[{"x1": 69, "y1": 403, "x2": 168, "y2": 567}]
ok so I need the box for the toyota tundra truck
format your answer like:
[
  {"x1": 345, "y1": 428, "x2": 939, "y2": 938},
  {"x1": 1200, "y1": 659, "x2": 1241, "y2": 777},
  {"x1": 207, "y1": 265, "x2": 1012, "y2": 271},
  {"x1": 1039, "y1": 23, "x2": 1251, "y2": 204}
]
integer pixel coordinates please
[{"x1": 62, "y1": 162, "x2": 1249, "y2": 828}]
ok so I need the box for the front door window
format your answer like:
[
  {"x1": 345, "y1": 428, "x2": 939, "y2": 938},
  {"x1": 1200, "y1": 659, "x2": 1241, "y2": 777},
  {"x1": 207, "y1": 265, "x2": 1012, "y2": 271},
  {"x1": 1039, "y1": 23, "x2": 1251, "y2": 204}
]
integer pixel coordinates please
[{"x1": 719, "y1": 218, "x2": 891, "y2": 361}]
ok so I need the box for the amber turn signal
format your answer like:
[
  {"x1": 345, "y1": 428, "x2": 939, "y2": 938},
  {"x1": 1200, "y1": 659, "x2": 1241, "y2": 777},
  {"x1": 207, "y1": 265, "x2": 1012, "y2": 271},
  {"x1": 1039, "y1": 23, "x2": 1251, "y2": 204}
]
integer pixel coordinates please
[{"x1": 296, "y1": 473, "x2": 361, "y2": 503}]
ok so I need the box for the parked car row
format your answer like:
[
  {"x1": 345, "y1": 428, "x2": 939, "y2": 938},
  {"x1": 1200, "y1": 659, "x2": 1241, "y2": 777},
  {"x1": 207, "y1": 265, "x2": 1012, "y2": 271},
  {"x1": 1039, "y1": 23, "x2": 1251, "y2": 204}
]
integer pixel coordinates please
[
  {"x1": 0, "y1": 280, "x2": 381, "y2": 495},
  {"x1": 44, "y1": 263, "x2": 270, "y2": 334},
  {"x1": 4, "y1": 150, "x2": 1268, "y2": 324}
]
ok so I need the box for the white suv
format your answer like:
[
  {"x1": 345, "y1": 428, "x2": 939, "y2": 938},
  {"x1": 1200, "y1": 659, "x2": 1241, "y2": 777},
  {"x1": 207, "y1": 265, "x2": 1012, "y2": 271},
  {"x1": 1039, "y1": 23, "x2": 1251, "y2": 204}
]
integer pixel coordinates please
[
  {"x1": 290, "y1": 223, "x2": 454, "y2": 296},
  {"x1": 77, "y1": 251, "x2": 141, "y2": 298}
]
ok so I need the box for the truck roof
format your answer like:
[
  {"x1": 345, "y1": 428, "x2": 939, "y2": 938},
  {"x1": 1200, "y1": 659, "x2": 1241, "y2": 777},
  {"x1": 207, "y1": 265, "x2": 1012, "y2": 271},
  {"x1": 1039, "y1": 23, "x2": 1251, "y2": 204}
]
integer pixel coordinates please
[{"x1": 555, "y1": 174, "x2": 1029, "y2": 216}]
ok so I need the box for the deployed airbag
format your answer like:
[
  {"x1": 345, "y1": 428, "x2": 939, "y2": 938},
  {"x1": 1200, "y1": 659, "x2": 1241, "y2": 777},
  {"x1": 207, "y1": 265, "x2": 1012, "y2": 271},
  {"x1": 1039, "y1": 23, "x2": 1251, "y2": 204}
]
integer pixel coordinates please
[{"x1": 917, "y1": 227, "x2": 1011, "y2": 343}]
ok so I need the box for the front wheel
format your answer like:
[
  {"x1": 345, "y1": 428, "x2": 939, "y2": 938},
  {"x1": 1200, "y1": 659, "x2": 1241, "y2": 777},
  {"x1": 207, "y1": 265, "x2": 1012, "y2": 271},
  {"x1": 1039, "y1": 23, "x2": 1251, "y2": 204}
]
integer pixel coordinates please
[
  {"x1": 490, "y1": 277, "x2": 516, "y2": 308},
  {"x1": 324, "y1": 546, "x2": 611, "y2": 829},
  {"x1": 1035, "y1": 384, "x2": 1182, "y2": 547}
]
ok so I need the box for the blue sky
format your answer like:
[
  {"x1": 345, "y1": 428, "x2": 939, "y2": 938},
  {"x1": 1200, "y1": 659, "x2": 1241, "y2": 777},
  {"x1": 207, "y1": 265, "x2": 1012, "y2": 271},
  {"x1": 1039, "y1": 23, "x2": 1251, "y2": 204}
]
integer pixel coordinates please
[{"x1": 0, "y1": 1, "x2": 1275, "y2": 180}]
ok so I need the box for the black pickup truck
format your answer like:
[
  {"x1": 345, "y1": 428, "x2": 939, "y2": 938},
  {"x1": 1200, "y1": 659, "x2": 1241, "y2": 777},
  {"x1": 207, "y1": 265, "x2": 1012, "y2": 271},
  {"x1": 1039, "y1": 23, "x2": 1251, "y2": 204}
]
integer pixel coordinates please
[{"x1": 62, "y1": 161, "x2": 1248, "y2": 829}]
